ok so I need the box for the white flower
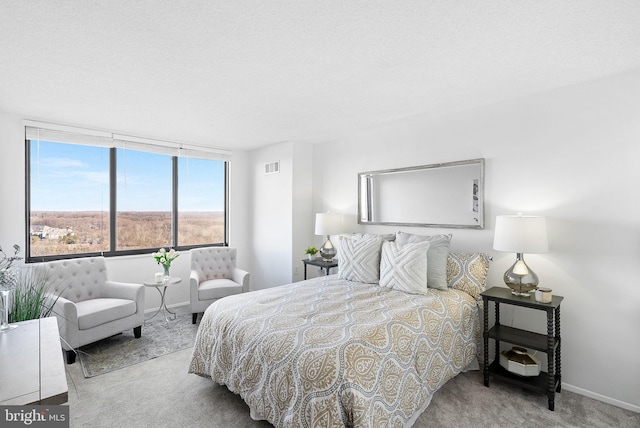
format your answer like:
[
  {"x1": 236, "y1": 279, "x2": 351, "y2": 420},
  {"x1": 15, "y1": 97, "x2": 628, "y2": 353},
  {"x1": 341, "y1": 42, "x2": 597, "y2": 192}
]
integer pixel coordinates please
[{"x1": 153, "y1": 247, "x2": 179, "y2": 267}]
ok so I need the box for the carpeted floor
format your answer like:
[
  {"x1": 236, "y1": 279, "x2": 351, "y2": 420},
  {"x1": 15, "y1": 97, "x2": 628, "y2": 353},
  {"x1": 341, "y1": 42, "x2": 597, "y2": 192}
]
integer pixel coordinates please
[
  {"x1": 77, "y1": 313, "x2": 198, "y2": 377},
  {"x1": 65, "y1": 334, "x2": 640, "y2": 427}
]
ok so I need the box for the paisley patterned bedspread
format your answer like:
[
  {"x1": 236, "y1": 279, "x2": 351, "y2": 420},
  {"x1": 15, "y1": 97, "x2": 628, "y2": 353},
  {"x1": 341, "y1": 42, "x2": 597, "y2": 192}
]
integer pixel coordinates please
[{"x1": 188, "y1": 275, "x2": 480, "y2": 427}]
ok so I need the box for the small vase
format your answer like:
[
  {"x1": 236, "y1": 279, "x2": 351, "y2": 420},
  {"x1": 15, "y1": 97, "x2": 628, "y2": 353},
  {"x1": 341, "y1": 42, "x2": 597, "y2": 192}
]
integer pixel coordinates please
[
  {"x1": 162, "y1": 265, "x2": 170, "y2": 284},
  {"x1": 0, "y1": 289, "x2": 17, "y2": 332}
]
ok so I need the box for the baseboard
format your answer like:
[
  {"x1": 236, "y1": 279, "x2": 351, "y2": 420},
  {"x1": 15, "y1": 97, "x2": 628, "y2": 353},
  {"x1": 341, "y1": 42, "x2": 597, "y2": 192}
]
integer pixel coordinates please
[
  {"x1": 562, "y1": 383, "x2": 640, "y2": 413},
  {"x1": 143, "y1": 301, "x2": 189, "y2": 315},
  {"x1": 167, "y1": 301, "x2": 190, "y2": 311}
]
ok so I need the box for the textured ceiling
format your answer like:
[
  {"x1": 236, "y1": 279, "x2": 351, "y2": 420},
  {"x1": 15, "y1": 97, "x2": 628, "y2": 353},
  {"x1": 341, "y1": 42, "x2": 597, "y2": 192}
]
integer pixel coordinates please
[{"x1": 1, "y1": 1, "x2": 639, "y2": 150}]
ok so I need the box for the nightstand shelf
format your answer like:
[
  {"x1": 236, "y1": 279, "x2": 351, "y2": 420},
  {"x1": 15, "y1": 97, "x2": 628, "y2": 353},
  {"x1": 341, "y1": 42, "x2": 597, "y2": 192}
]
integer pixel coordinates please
[
  {"x1": 488, "y1": 360, "x2": 560, "y2": 395},
  {"x1": 486, "y1": 325, "x2": 559, "y2": 352},
  {"x1": 482, "y1": 286, "x2": 563, "y2": 411}
]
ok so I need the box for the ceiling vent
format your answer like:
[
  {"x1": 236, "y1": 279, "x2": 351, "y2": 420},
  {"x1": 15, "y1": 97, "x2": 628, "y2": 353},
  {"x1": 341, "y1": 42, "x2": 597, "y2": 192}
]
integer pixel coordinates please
[{"x1": 265, "y1": 161, "x2": 280, "y2": 174}]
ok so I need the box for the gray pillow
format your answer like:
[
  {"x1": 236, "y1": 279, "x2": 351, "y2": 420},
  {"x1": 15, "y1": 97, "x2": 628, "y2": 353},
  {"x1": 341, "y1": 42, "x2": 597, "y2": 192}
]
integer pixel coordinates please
[{"x1": 395, "y1": 232, "x2": 452, "y2": 290}]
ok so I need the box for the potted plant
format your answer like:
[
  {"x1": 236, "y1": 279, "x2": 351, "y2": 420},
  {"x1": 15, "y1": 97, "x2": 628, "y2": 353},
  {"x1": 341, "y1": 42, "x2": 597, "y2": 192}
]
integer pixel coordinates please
[
  {"x1": 305, "y1": 246, "x2": 319, "y2": 260},
  {"x1": 0, "y1": 244, "x2": 64, "y2": 329},
  {"x1": 9, "y1": 267, "x2": 61, "y2": 323}
]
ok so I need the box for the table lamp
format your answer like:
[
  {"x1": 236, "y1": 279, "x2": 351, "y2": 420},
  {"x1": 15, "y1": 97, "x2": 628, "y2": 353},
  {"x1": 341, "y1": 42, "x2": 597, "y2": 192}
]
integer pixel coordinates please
[
  {"x1": 315, "y1": 212, "x2": 343, "y2": 261},
  {"x1": 493, "y1": 213, "x2": 548, "y2": 296}
]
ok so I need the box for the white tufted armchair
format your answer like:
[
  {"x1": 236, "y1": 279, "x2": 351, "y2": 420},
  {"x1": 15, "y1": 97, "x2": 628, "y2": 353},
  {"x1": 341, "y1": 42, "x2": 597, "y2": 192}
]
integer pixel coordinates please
[
  {"x1": 42, "y1": 256, "x2": 145, "y2": 364},
  {"x1": 189, "y1": 247, "x2": 250, "y2": 324}
]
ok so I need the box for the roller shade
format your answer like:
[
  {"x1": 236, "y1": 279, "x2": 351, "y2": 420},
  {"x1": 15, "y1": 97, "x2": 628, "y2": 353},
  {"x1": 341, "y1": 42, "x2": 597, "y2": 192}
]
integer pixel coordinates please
[{"x1": 24, "y1": 121, "x2": 231, "y2": 161}]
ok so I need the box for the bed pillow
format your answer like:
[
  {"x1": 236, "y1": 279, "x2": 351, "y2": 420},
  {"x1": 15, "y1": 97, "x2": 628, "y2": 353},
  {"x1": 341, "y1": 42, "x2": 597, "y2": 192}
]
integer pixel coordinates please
[
  {"x1": 395, "y1": 232, "x2": 452, "y2": 290},
  {"x1": 446, "y1": 252, "x2": 491, "y2": 299},
  {"x1": 379, "y1": 240, "x2": 430, "y2": 294},
  {"x1": 333, "y1": 233, "x2": 394, "y2": 262},
  {"x1": 352, "y1": 233, "x2": 396, "y2": 242},
  {"x1": 337, "y1": 236, "x2": 384, "y2": 283}
]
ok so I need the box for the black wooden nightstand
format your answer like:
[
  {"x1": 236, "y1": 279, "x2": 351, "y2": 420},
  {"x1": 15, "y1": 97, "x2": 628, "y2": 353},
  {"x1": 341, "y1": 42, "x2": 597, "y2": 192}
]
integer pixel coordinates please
[
  {"x1": 301, "y1": 258, "x2": 338, "y2": 280},
  {"x1": 481, "y1": 286, "x2": 563, "y2": 411}
]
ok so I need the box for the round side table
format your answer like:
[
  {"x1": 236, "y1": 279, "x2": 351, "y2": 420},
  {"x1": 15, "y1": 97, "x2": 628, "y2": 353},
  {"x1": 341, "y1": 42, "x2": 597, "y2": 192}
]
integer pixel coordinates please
[{"x1": 143, "y1": 277, "x2": 182, "y2": 324}]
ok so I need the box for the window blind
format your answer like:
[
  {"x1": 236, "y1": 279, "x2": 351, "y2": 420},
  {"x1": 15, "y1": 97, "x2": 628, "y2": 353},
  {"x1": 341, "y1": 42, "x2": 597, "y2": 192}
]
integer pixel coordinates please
[{"x1": 24, "y1": 121, "x2": 231, "y2": 161}]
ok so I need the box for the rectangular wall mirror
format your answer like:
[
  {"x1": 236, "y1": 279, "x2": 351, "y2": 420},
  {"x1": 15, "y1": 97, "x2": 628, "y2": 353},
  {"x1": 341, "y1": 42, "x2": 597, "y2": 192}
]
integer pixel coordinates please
[{"x1": 358, "y1": 158, "x2": 484, "y2": 229}]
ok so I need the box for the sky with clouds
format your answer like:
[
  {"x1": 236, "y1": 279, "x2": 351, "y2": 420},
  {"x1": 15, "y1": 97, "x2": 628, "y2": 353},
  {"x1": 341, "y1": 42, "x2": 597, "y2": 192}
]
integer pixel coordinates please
[{"x1": 30, "y1": 141, "x2": 225, "y2": 212}]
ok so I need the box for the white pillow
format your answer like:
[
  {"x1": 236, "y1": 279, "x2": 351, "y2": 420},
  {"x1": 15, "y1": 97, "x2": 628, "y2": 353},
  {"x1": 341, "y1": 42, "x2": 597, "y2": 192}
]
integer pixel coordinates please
[
  {"x1": 395, "y1": 232, "x2": 452, "y2": 290},
  {"x1": 337, "y1": 236, "x2": 383, "y2": 283},
  {"x1": 379, "y1": 240, "x2": 430, "y2": 294}
]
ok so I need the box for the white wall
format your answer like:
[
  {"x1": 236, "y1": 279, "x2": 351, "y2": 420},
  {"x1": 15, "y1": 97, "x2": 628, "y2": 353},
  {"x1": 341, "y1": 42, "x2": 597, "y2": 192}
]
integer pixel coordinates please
[
  {"x1": 291, "y1": 142, "x2": 314, "y2": 282},
  {"x1": 248, "y1": 140, "x2": 315, "y2": 288},
  {"x1": 227, "y1": 149, "x2": 252, "y2": 271},
  {"x1": 311, "y1": 70, "x2": 640, "y2": 411},
  {"x1": 0, "y1": 112, "x2": 252, "y2": 312}
]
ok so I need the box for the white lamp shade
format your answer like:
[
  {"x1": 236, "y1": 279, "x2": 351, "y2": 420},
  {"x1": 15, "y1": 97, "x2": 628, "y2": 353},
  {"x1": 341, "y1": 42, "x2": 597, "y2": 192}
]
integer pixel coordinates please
[
  {"x1": 493, "y1": 214, "x2": 548, "y2": 254},
  {"x1": 315, "y1": 212, "x2": 343, "y2": 235}
]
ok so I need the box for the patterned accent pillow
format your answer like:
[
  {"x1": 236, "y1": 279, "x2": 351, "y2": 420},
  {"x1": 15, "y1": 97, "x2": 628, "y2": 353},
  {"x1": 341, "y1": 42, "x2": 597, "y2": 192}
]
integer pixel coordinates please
[
  {"x1": 379, "y1": 240, "x2": 430, "y2": 294},
  {"x1": 446, "y1": 252, "x2": 491, "y2": 299},
  {"x1": 337, "y1": 236, "x2": 384, "y2": 283},
  {"x1": 395, "y1": 232, "x2": 452, "y2": 290}
]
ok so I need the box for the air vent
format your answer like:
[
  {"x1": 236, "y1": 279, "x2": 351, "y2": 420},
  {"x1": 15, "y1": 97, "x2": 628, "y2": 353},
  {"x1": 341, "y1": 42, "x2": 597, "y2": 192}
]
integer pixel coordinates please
[{"x1": 265, "y1": 161, "x2": 280, "y2": 174}]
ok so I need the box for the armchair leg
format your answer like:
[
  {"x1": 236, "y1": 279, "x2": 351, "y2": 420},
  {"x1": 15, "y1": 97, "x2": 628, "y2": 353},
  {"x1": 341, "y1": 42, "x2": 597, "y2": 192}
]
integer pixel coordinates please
[
  {"x1": 134, "y1": 326, "x2": 142, "y2": 338},
  {"x1": 65, "y1": 350, "x2": 76, "y2": 364},
  {"x1": 192, "y1": 313, "x2": 198, "y2": 324}
]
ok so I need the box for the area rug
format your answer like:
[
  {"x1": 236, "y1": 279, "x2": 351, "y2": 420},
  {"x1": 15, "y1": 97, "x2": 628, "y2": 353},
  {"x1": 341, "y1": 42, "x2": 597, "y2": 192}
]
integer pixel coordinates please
[{"x1": 78, "y1": 313, "x2": 199, "y2": 378}]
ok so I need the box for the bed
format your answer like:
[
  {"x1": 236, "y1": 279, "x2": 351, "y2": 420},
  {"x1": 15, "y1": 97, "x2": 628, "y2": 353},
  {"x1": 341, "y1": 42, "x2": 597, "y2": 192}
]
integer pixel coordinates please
[{"x1": 189, "y1": 235, "x2": 490, "y2": 428}]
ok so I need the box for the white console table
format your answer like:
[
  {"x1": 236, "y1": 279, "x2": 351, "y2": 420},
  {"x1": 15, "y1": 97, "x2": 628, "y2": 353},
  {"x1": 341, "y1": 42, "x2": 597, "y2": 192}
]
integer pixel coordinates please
[{"x1": 0, "y1": 317, "x2": 68, "y2": 405}]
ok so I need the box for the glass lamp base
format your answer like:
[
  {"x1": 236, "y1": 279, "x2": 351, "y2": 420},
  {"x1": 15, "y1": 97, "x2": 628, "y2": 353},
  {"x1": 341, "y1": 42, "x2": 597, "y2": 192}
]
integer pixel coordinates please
[
  {"x1": 320, "y1": 236, "x2": 337, "y2": 261},
  {"x1": 504, "y1": 253, "x2": 539, "y2": 297}
]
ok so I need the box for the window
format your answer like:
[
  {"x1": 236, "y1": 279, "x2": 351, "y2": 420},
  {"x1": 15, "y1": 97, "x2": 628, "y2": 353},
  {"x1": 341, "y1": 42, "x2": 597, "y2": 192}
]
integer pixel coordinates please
[
  {"x1": 29, "y1": 141, "x2": 110, "y2": 257},
  {"x1": 177, "y1": 157, "x2": 226, "y2": 246},
  {"x1": 26, "y1": 125, "x2": 229, "y2": 262},
  {"x1": 116, "y1": 149, "x2": 173, "y2": 251}
]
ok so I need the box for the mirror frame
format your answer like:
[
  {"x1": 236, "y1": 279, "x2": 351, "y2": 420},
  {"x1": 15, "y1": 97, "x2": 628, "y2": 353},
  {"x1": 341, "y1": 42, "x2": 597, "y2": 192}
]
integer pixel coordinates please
[{"x1": 358, "y1": 158, "x2": 485, "y2": 229}]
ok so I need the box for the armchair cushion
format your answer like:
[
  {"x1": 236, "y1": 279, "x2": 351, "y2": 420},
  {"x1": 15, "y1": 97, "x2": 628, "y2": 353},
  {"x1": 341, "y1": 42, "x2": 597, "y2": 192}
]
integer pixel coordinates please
[
  {"x1": 198, "y1": 279, "x2": 243, "y2": 301},
  {"x1": 76, "y1": 298, "x2": 137, "y2": 330}
]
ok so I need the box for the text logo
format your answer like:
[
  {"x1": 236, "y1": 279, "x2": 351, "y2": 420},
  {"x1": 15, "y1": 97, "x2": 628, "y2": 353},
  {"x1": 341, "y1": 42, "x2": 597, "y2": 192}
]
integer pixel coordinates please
[{"x1": 1, "y1": 406, "x2": 69, "y2": 427}]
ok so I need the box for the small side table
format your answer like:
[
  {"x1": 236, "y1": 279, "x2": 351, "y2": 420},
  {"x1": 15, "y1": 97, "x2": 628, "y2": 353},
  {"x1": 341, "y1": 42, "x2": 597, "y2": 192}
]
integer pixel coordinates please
[
  {"x1": 144, "y1": 277, "x2": 182, "y2": 324},
  {"x1": 481, "y1": 286, "x2": 563, "y2": 411},
  {"x1": 302, "y1": 258, "x2": 338, "y2": 280}
]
